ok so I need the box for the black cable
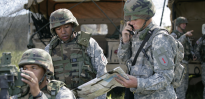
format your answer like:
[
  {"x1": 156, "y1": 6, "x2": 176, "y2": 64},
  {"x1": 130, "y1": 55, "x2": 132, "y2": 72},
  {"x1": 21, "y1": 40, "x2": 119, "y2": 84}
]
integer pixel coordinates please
[
  {"x1": 91, "y1": 0, "x2": 121, "y2": 33},
  {"x1": 28, "y1": 22, "x2": 50, "y2": 43},
  {"x1": 121, "y1": 0, "x2": 124, "y2": 20},
  {"x1": 160, "y1": 0, "x2": 166, "y2": 26},
  {"x1": 68, "y1": 0, "x2": 86, "y2": 10}
]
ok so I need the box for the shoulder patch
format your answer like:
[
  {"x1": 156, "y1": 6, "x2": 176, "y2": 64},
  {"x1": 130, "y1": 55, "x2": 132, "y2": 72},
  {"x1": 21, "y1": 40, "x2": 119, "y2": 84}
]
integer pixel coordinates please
[{"x1": 153, "y1": 47, "x2": 173, "y2": 69}]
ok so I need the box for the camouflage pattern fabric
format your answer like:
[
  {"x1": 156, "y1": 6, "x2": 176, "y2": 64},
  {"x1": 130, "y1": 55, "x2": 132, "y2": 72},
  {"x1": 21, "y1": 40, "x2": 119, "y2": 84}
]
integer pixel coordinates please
[
  {"x1": 11, "y1": 48, "x2": 76, "y2": 99},
  {"x1": 175, "y1": 60, "x2": 189, "y2": 99},
  {"x1": 195, "y1": 36, "x2": 205, "y2": 62},
  {"x1": 117, "y1": 21, "x2": 177, "y2": 99},
  {"x1": 47, "y1": 37, "x2": 96, "y2": 89},
  {"x1": 11, "y1": 86, "x2": 76, "y2": 99},
  {"x1": 195, "y1": 36, "x2": 205, "y2": 99},
  {"x1": 49, "y1": 9, "x2": 79, "y2": 36},
  {"x1": 45, "y1": 37, "x2": 107, "y2": 99},
  {"x1": 18, "y1": 48, "x2": 54, "y2": 79},
  {"x1": 170, "y1": 30, "x2": 195, "y2": 99},
  {"x1": 123, "y1": 0, "x2": 155, "y2": 21},
  {"x1": 170, "y1": 30, "x2": 195, "y2": 60}
]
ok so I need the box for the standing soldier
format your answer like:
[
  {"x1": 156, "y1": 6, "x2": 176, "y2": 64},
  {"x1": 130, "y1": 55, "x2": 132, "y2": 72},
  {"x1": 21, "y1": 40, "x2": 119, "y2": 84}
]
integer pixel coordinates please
[
  {"x1": 195, "y1": 24, "x2": 205, "y2": 99},
  {"x1": 170, "y1": 16, "x2": 197, "y2": 99},
  {"x1": 45, "y1": 8, "x2": 107, "y2": 99},
  {"x1": 115, "y1": 0, "x2": 177, "y2": 99},
  {"x1": 12, "y1": 48, "x2": 76, "y2": 99}
]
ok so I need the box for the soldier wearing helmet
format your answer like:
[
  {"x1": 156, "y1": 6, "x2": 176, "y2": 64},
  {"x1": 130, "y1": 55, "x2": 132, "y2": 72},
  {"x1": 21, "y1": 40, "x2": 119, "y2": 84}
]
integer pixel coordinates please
[
  {"x1": 45, "y1": 8, "x2": 107, "y2": 99},
  {"x1": 195, "y1": 24, "x2": 205, "y2": 99},
  {"x1": 11, "y1": 48, "x2": 76, "y2": 99},
  {"x1": 170, "y1": 16, "x2": 197, "y2": 99},
  {"x1": 116, "y1": 0, "x2": 177, "y2": 98}
]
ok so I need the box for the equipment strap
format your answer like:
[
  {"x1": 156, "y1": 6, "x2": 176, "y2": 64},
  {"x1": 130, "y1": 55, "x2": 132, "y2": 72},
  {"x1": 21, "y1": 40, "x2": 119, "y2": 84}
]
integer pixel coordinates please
[{"x1": 132, "y1": 30, "x2": 153, "y2": 66}]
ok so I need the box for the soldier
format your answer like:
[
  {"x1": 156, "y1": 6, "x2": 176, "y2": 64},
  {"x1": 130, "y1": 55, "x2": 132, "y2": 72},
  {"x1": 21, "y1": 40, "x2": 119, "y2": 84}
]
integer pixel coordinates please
[
  {"x1": 12, "y1": 48, "x2": 76, "y2": 99},
  {"x1": 115, "y1": 0, "x2": 177, "y2": 99},
  {"x1": 195, "y1": 24, "x2": 205, "y2": 99},
  {"x1": 170, "y1": 16, "x2": 197, "y2": 99},
  {"x1": 45, "y1": 9, "x2": 107, "y2": 99}
]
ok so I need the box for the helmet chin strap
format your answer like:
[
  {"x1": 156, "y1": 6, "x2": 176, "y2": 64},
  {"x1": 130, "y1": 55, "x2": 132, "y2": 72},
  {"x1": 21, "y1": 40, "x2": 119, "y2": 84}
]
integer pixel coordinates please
[
  {"x1": 39, "y1": 74, "x2": 46, "y2": 86},
  {"x1": 179, "y1": 26, "x2": 186, "y2": 33},
  {"x1": 136, "y1": 20, "x2": 147, "y2": 33}
]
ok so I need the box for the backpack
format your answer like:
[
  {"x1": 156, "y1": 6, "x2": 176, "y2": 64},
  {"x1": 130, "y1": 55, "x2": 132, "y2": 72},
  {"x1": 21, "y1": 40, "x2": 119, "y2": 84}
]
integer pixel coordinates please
[
  {"x1": 125, "y1": 27, "x2": 185, "y2": 99},
  {"x1": 143, "y1": 27, "x2": 185, "y2": 88}
]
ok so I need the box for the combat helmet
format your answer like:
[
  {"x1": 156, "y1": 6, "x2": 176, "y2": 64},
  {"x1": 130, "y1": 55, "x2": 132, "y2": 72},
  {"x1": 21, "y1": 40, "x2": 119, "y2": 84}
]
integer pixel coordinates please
[
  {"x1": 176, "y1": 17, "x2": 188, "y2": 27},
  {"x1": 49, "y1": 8, "x2": 79, "y2": 36},
  {"x1": 19, "y1": 48, "x2": 54, "y2": 80},
  {"x1": 202, "y1": 24, "x2": 205, "y2": 35},
  {"x1": 124, "y1": 0, "x2": 155, "y2": 21}
]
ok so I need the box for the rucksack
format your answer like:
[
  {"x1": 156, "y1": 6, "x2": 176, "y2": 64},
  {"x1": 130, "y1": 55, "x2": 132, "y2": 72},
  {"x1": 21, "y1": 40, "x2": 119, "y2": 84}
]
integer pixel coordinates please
[{"x1": 143, "y1": 27, "x2": 185, "y2": 88}]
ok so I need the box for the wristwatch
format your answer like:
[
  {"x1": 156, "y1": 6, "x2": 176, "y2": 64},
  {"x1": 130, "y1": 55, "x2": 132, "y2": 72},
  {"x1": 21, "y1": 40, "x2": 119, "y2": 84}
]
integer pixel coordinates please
[{"x1": 33, "y1": 91, "x2": 43, "y2": 99}]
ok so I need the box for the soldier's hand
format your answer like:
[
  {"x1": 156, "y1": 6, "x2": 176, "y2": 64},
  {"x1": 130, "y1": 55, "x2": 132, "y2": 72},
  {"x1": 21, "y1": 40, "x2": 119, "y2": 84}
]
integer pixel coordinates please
[
  {"x1": 115, "y1": 74, "x2": 138, "y2": 88},
  {"x1": 122, "y1": 22, "x2": 133, "y2": 43},
  {"x1": 185, "y1": 30, "x2": 194, "y2": 37},
  {"x1": 21, "y1": 70, "x2": 40, "y2": 97}
]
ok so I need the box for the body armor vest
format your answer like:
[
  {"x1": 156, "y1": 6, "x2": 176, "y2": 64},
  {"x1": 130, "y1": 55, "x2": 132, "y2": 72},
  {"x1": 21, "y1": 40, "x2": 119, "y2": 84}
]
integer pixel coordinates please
[
  {"x1": 173, "y1": 30, "x2": 191, "y2": 60},
  {"x1": 201, "y1": 35, "x2": 205, "y2": 62},
  {"x1": 49, "y1": 32, "x2": 96, "y2": 89}
]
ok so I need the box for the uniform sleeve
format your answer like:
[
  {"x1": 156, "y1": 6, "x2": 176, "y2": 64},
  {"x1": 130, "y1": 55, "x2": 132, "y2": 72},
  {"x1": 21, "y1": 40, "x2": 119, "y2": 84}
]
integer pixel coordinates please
[
  {"x1": 37, "y1": 93, "x2": 48, "y2": 99},
  {"x1": 188, "y1": 38, "x2": 195, "y2": 56},
  {"x1": 117, "y1": 38, "x2": 132, "y2": 63},
  {"x1": 87, "y1": 38, "x2": 107, "y2": 77},
  {"x1": 56, "y1": 86, "x2": 76, "y2": 99},
  {"x1": 131, "y1": 33, "x2": 175, "y2": 93},
  {"x1": 86, "y1": 38, "x2": 107, "y2": 99},
  {"x1": 194, "y1": 37, "x2": 202, "y2": 61},
  {"x1": 170, "y1": 32, "x2": 187, "y2": 45}
]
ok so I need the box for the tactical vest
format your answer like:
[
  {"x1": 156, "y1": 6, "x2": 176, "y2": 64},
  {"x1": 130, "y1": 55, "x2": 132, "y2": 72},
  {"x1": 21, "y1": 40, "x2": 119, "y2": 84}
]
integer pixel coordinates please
[
  {"x1": 173, "y1": 30, "x2": 191, "y2": 60},
  {"x1": 49, "y1": 31, "x2": 96, "y2": 89},
  {"x1": 201, "y1": 35, "x2": 205, "y2": 62}
]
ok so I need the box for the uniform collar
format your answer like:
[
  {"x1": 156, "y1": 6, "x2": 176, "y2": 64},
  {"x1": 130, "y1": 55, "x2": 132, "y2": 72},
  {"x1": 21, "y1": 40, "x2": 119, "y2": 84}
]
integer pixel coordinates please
[
  {"x1": 136, "y1": 21, "x2": 155, "y2": 40},
  {"x1": 137, "y1": 21, "x2": 155, "y2": 36}
]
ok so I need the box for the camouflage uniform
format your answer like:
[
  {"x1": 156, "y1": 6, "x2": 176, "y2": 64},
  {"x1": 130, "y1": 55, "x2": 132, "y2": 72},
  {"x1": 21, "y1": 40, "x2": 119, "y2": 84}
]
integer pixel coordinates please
[
  {"x1": 195, "y1": 24, "x2": 205, "y2": 99},
  {"x1": 170, "y1": 17, "x2": 195, "y2": 99},
  {"x1": 11, "y1": 48, "x2": 76, "y2": 99},
  {"x1": 117, "y1": 0, "x2": 177, "y2": 99},
  {"x1": 45, "y1": 9, "x2": 107, "y2": 99}
]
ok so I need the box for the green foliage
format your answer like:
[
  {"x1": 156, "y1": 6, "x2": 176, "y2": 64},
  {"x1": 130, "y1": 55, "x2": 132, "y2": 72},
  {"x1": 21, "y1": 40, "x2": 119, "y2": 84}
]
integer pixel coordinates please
[{"x1": 107, "y1": 87, "x2": 125, "y2": 99}]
